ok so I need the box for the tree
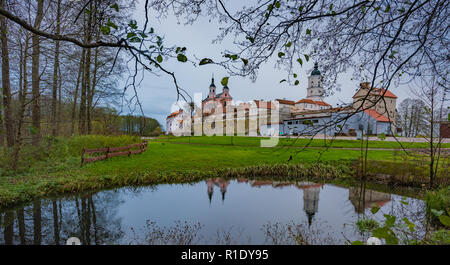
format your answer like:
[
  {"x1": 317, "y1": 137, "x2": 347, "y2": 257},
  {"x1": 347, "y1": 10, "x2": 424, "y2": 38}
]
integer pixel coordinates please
[
  {"x1": 0, "y1": 0, "x2": 13, "y2": 147},
  {"x1": 411, "y1": 76, "x2": 448, "y2": 187},
  {"x1": 397, "y1": 98, "x2": 426, "y2": 137},
  {"x1": 151, "y1": 0, "x2": 448, "y2": 127},
  {"x1": 31, "y1": 0, "x2": 44, "y2": 147},
  {"x1": 51, "y1": 0, "x2": 61, "y2": 136}
]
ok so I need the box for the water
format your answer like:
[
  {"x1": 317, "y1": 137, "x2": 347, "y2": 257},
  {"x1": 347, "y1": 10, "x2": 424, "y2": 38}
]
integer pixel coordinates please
[{"x1": 0, "y1": 179, "x2": 427, "y2": 245}]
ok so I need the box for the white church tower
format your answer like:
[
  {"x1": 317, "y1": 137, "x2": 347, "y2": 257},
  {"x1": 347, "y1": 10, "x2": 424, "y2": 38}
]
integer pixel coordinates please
[{"x1": 306, "y1": 62, "x2": 325, "y2": 101}]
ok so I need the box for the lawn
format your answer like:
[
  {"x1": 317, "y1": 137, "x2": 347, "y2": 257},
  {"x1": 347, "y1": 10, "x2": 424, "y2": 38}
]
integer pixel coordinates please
[
  {"x1": 81, "y1": 141, "x2": 395, "y2": 176},
  {"x1": 151, "y1": 135, "x2": 450, "y2": 149}
]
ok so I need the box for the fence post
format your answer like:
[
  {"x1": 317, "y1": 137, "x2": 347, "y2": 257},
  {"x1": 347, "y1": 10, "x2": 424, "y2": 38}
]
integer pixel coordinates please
[
  {"x1": 106, "y1": 147, "x2": 110, "y2": 160},
  {"x1": 81, "y1": 148, "x2": 85, "y2": 167}
]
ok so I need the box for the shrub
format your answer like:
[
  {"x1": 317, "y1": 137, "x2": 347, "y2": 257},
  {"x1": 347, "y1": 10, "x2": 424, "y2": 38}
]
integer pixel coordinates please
[
  {"x1": 356, "y1": 218, "x2": 379, "y2": 232},
  {"x1": 426, "y1": 186, "x2": 450, "y2": 227}
]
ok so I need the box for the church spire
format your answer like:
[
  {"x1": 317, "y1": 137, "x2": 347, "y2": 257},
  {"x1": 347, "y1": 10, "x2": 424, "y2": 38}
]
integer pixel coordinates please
[
  {"x1": 210, "y1": 73, "x2": 215, "y2": 87},
  {"x1": 311, "y1": 62, "x2": 321, "y2": 76}
]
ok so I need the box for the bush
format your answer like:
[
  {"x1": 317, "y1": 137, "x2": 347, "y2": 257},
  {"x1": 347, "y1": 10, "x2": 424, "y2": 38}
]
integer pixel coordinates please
[
  {"x1": 426, "y1": 186, "x2": 450, "y2": 213},
  {"x1": 426, "y1": 186, "x2": 450, "y2": 227}
]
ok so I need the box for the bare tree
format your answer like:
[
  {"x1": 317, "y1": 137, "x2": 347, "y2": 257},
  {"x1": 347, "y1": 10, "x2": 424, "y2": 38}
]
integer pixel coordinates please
[
  {"x1": 31, "y1": 0, "x2": 44, "y2": 147},
  {"x1": 411, "y1": 76, "x2": 449, "y2": 187},
  {"x1": 0, "y1": 0, "x2": 13, "y2": 147},
  {"x1": 51, "y1": 0, "x2": 61, "y2": 136}
]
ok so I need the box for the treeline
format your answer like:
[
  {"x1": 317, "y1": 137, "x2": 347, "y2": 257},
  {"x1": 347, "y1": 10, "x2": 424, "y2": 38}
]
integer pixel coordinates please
[
  {"x1": 396, "y1": 97, "x2": 449, "y2": 138},
  {"x1": 0, "y1": 0, "x2": 166, "y2": 170}
]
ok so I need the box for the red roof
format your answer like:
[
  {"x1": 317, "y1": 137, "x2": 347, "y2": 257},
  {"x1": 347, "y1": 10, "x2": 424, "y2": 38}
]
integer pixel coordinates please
[
  {"x1": 353, "y1": 87, "x2": 397, "y2": 99},
  {"x1": 296, "y1": 99, "x2": 331, "y2": 106},
  {"x1": 315, "y1": 101, "x2": 331, "y2": 106},
  {"x1": 167, "y1": 109, "x2": 183, "y2": 119},
  {"x1": 296, "y1": 99, "x2": 315, "y2": 104},
  {"x1": 373, "y1": 88, "x2": 397, "y2": 98},
  {"x1": 364, "y1": 109, "x2": 391, "y2": 122}
]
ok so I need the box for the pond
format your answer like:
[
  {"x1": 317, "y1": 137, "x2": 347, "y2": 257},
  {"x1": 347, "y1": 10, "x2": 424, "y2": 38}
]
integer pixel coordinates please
[{"x1": 0, "y1": 178, "x2": 427, "y2": 245}]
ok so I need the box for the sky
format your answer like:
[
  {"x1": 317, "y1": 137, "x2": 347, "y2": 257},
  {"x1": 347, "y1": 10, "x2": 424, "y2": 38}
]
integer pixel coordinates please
[{"x1": 125, "y1": 1, "x2": 412, "y2": 130}]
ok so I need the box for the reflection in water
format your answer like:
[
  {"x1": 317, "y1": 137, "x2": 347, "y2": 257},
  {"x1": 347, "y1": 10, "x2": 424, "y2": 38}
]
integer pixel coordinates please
[
  {"x1": 349, "y1": 187, "x2": 391, "y2": 214},
  {"x1": 0, "y1": 179, "x2": 426, "y2": 245},
  {"x1": 0, "y1": 191, "x2": 124, "y2": 245},
  {"x1": 206, "y1": 178, "x2": 230, "y2": 203}
]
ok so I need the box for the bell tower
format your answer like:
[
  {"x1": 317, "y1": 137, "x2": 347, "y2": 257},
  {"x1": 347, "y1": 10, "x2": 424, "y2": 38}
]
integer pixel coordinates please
[
  {"x1": 307, "y1": 62, "x2": 325, "y2": 100},
  {"x1": 208, "y1": 75, "x2": 216, "y2": 99}
]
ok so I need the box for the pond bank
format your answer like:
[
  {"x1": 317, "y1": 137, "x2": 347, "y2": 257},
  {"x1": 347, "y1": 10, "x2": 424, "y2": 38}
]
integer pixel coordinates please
[
  {"x1": 0, "y1": 162, "x2": 351, "y2": 209},
  {"x1": 0, "y1": 160, "x2": 439, "y2": 210},
  {"x1": 1, "y1": 142, "x2": 447, "y2": 210}
]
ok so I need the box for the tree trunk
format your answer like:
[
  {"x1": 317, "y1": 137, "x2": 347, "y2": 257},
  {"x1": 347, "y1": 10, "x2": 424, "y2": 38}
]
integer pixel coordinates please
[
  {"x1": 12, "y1": 34, "x2": 30, "y2": 171},
  {"x1": 51, "y1": 0, "x2": 61, "y2": 136},
  {"x1": 79, "y1": 4, "x2": 92, "y2": 135},
  {"x1": 31, "y1": 0, "x2": 44, "y2": 147},
  {"x1": 57, "y1": 63, "x2": 62, "y2": 134},
  {"x1": 88, "y1": 46, "x2": 99, "y2": 134},
  {"x1": 71, "y1": 50, "x2": 85, "y2": 135},
  {"x1": 0, "y1": 97, "x2": 3, "y2": 147},
  {"x1": 0, "y1": 0, "x2": 14, "y2": 148}
]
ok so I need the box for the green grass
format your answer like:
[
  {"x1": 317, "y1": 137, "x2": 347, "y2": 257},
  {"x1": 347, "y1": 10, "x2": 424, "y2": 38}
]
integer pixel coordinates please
[
  {"x1": 74, "y1": 142, "x2": 403, "y2": 180},
  {"x1": 0, "y1": 138, "x2": 448, "y2": 209},
  {"x1": 151, "y1": 135, "x2": 450, "y2": 149}
]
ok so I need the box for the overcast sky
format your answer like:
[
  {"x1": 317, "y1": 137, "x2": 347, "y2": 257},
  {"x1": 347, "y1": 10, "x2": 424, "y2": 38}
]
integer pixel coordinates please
[{"x1": 125, "y1": 1, "x2": 413, "y2": 129}]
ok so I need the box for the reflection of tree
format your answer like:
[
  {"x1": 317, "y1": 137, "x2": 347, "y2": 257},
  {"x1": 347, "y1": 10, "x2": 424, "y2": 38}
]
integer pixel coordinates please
[
  {"x1": 0, "y1": 190, "x2": 126, "y2": 245},
  {"x1": 262, "y1": 220, "x2": 337, "y2": 245},
  {"x1": 129, "y1": 220, "x2": 203, "y2": 245},
  {"x1": 33, "y1": 200, "x2": 41, "y2": 245},
  {"x1": 3, "y1": 210, "x2": 13, "y2": 245}
]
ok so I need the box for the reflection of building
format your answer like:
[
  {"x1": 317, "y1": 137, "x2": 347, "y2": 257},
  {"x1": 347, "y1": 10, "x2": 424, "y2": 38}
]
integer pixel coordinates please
[
  {"x1": 247, "y1": 180, "x2": 323, "y2": 225},
  {"x1": 207, "y1": 179, "x2": 214, "y2": 204},
  {"x1": 296, "y1": 182, "x2": 323, "y2": 226},
  {"x1": 205, "y1": 179, "x2": 324, "y2": 225},
  {"x1": 349, "y1": 187, "x2": 391, "y2": 214},
  {"x1": 205, "y1": 178, "x2": 230, "y2": 203}
]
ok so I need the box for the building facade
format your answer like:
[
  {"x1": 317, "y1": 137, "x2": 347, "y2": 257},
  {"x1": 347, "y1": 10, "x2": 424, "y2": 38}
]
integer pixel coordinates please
[{"x1": 166, "y1": 63, "x2": 398, "y2": 137}]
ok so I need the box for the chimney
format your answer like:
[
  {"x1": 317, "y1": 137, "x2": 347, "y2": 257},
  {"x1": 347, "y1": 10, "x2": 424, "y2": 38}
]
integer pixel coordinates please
[{"x1": 360, "y1": 82, "x2": 370, "y2": 89}]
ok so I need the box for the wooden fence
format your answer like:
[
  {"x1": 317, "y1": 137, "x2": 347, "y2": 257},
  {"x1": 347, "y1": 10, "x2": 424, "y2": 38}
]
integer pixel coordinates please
[{"x1": 81, "y1": 141, "x2": 148, "y2": 166}]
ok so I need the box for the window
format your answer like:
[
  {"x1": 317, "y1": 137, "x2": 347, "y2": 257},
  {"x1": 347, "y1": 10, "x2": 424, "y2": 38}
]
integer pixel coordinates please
[{"x1": 287, "y1": 121, "x2": 293, "y2": 125}]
